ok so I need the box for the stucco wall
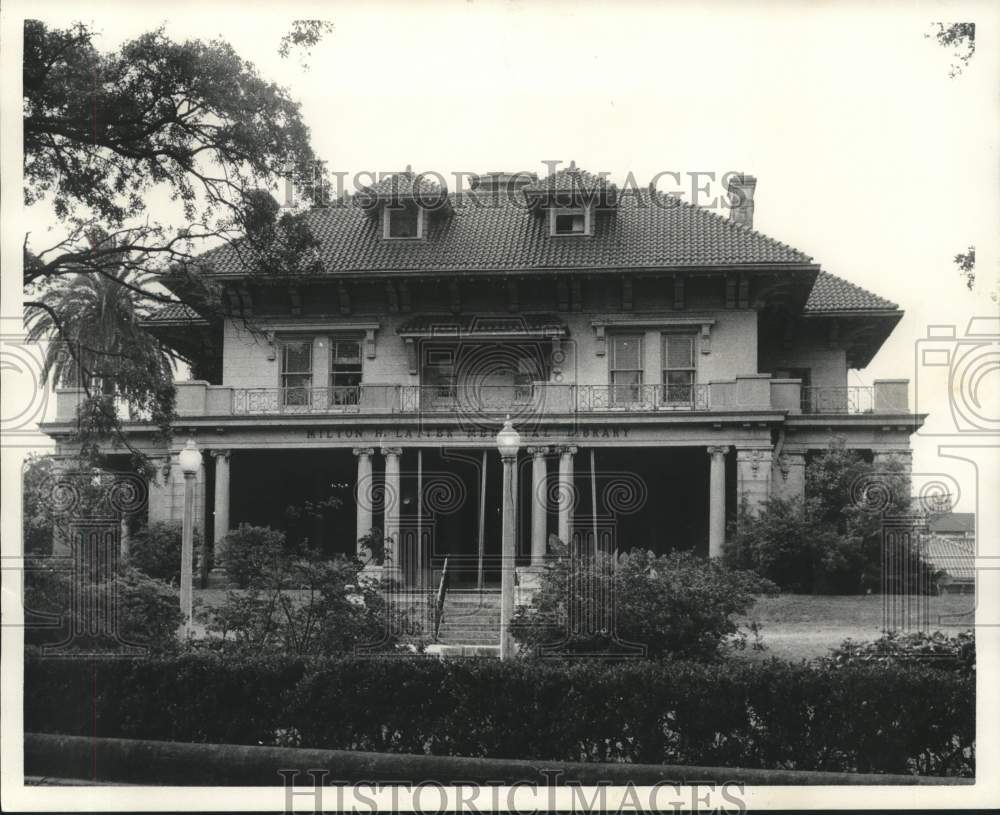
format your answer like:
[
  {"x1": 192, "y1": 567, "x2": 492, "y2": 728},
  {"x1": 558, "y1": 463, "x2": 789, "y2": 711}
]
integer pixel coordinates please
[{"x1": 221, "y1": 308, "x2": 760, "y2": 390}]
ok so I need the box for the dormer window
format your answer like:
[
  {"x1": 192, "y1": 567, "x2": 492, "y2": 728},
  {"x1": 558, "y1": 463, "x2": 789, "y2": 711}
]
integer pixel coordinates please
[
  {"x1": 383, "y1": 202, "x2": 424, "y2": 240},
  {"x1": 550, "y1": 205, "x2": 591, "y2": 237}
]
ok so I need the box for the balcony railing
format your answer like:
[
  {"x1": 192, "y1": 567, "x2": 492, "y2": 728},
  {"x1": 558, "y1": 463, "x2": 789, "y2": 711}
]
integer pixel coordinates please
[
  {"x1": 800, "y1": 386, "x2": 875, "y2": 415},
  {"x1": 227, "y1": 383, "x2": 714, "y2": 416},
  {"x1": 576, "y1": 383, "x2": 711, "y2": 412},
  {"x1": 53, "y1": 378, "x2": 911, "y2": 422}
]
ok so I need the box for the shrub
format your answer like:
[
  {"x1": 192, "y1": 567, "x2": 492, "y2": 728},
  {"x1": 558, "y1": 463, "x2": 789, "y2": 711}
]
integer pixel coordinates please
[
  {"x1": 217, "y1": 524, "x2": 288, "y2": 589},
  {"x1": 23, "y1": 562, "x2": 181, "y2": 655},
  {"x1": 198, "y1": 546, "x2": 417, "y2": 655},
  {"x1": 725, "y1": 496, "x2": 858, "y2": 593},
  {"x1": 725, "y1": 441, "x2": 938, "y2": 594},
  {"x1": 511, "y1": 546, "x2": 776, "y2": 660},
  {"x1": 129, "y1": 521, "x2": 199, "y2": 584},
  {"x1": 825, "y1": 630, "x2": 975, "y2": 676},
  {"x1": 24, "y1": 654, "x2": 974, "y2": 776}
]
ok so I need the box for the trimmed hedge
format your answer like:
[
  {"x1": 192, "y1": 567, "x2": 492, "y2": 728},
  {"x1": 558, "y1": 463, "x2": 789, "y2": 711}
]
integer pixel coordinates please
[{"x1": 24, "y1": 654, "x2": 974, "y2": 776}]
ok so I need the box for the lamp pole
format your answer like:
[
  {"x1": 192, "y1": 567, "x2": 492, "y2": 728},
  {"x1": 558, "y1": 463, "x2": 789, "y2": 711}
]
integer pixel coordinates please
[
  {"x1": 496, "y1": 417, "x2": 521, "y2": 661},
  {"x1": 178, "y1": 438, "x2": 202, "y2": 638}
]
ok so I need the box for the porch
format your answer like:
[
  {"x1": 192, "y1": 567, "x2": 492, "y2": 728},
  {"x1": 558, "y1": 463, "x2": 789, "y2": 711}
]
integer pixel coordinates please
[{"x1": 206, "y1": 445, "x2": 724, "y2": 590}]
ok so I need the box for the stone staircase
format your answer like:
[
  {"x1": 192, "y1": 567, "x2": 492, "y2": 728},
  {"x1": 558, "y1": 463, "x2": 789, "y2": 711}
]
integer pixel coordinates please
[{"x1": 431, "y1": 589, "x2": 501, "y2": 655}]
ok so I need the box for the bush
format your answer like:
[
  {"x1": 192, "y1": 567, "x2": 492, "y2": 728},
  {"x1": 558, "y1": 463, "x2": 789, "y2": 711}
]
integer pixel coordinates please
[
  {"x1": 198, "y1": 545, "x2": 418, "y2": 655},
  {"x1": 129, "y1": 521, "x2": 198, "y2": 584},
  {"x1": 725, "y1": 442, "x2": 938, "y2": 594},
  {"x1": 511, "y1": 546, "x2": 776, "y2": 660},
  {"x1": 217, "y1": 524, "x2": 287, "y2": 589},
  {"x1": 23, "y1": 562, "x2": 181, "y2": 655},
  {"x1": 724, "y1": 496, "x2": 859, "y2": 593},
  {"x1": 24, "y1": 654, "x2": 973, "y2": 776},
  {"x1": 825, "y1": 630, "x2": 975, "y2": 676}
]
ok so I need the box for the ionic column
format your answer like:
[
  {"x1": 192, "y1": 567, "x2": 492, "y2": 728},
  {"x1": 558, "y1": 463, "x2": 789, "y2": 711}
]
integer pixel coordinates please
[
  {"x1": 528, "y1": 447, "x2": 550, "y2": 565},
  {"x1": 381, "y1": 447, "x2": 402, "y2": 569},
  {"x1": 557, "y1": 445, "x2": 577, "y2": 545},
  {"x1": 353, "y1": 447, "x2": 375, "y2": 552},
  {"x1": 707, "y1": 446, "x2": 729, "y2": 558},
  {"x1": 211, "y1": 450, "x2": 231, "y2": 549}
]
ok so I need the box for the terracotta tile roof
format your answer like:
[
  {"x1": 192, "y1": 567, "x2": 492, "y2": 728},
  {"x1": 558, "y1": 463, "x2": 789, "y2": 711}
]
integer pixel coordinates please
[
  {"x1": 521, "y1": 163, "x2": 617, "y2": 203},
  {"x1": 924, "y1": 535, "x2": 975, "y2": 579},
  {"x1": 929, "y1": 512, "x2": 975, "y2": 535},
  {"x1": 804, "y1": 271, "x2": 899, "y2": 313},
  {"x1": 201, "y1": 187, "x2": 814, "y2": 277},
  {"x1": 355, "y1": 168, "x2": 448, "y2": 208},
  {"x1": 142, "y1": 303, "x2": 207, "y2": 324}
]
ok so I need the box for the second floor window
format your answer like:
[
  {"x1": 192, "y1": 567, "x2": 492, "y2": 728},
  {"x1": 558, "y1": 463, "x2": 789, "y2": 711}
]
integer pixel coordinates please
[
  {"x1": 280, "y1": 339, "x2": 312, "y2": 407},
  {"x1": 662, "y1": 334, "x2": 696, "y2": 405},
  {"x1": 330, "y1": 340, "x2": 362, "y2": 405},
  {"x1": 609, "y1": 334, "x2": 642, "y2": 404}
]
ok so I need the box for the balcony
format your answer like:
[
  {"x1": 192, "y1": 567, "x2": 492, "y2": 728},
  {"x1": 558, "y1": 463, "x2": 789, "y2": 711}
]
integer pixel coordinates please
[
  {"x1": 230, "y1": 383, "x2": 713, "y2": 416},
  {"x1": 51, "y1": 377, "x2": 911, "y2": 422}
]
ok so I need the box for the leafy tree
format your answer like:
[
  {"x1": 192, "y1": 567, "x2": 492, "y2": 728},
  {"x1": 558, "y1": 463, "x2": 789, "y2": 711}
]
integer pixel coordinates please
[
  {"x1": 278, "y1": 20, "x2": 334, "y2": 69},
  {"x1": 21, "y1": 453, "x2": 129, "y2": 556},
  {"x1": 926, "y1": 23, "x2": 975, "y2": 78},
  {"x1": 26, "y1": 259, "x2": 179, "y2": 468},
  {"x1": 954, "y1": 246, "x2": 975, "y2": 290},
  {"x1": 23, "y1": 21, "x2": 324, "y2": 469}
]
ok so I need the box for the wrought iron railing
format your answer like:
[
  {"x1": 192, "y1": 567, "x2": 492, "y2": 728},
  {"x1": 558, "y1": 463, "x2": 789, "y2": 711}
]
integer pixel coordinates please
[
  {"x1": 433, "y1": 557, "x2": 450, "y2": 641},
  {"x1": 800, "y1": 386, "x2": 875, "y2": 414},
  {"x1": 231, "y1": 385, "x2": 398, "y2": 415},
  {"x1": 576, "y1": 383, "x2": 711, "y2": 412},
  {"x1": 230, "y1": 383, "x2": 715, "y2": 416}
]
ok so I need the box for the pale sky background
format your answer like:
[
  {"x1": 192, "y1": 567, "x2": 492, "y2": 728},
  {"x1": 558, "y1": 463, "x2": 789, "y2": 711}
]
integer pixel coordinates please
[
  {"x1": 2, "y1": 3, "x2": 1000, "y2": 808},
  {"x1": 4, "y1": 0, "x2": 999, "y2": 513}
]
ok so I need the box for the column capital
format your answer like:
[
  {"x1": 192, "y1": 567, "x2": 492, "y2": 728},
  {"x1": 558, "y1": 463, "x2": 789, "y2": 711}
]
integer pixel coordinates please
[
  {"x1": 557, "y1": 445, "x2": 578, "y2": 456},
  {"x1": 527, "y1": 446, "x2": 550, "y2": 457},
  {"x1": 353, "y1": 447, "x2": 375, "y2": 457},
  {"x1": 381, "y1": 446, "x2": 402, "y2": 458},
  {"x1": 210, "y1": 449, "x2": 231, "y2": 462},
  {"x1": 706, "y1": 445, "x2": 730, "y2": 457}
]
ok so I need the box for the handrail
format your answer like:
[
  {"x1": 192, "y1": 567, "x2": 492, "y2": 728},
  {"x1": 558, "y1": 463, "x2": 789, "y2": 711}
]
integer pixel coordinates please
[{"x1": 433, "y1": 557, "x2": 450, "y2": 641}]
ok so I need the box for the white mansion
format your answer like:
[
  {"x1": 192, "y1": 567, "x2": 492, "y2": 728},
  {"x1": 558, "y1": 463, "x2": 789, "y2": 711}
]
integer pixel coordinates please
[{"x1": 42, "y1": 167, "x2": 920, "y2": 587}]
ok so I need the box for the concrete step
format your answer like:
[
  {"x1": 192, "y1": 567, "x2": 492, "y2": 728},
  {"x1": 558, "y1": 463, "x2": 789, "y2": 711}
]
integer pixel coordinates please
[{"x1": 425, "y1": 644, "x2": 500, "y2": 658}]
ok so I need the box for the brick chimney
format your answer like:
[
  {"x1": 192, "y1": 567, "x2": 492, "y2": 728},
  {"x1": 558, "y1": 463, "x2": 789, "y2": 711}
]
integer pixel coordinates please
[{"x1": 727, "y1": 174, "x2": 757, "y2": 228}]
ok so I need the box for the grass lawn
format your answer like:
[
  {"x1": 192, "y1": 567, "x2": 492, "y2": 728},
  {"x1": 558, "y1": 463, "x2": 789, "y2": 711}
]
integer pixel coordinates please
[{"x1": 736, "y1": 593, "x2": 976, "y2": 663}]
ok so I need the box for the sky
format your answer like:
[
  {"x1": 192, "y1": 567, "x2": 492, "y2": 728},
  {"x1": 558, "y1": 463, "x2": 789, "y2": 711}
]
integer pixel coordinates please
[{"x1": 5, "y1": 0, "x2": 1000, "y2": 513}]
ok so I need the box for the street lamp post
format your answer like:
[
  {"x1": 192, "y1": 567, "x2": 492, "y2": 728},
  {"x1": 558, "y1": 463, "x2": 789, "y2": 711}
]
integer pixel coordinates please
[
  {"x1": 178, "y1": 438, "x2": 202, "y2": 638},
  {"x1": 496, "y1": 417, "x2": 521, "y2": 661}
]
